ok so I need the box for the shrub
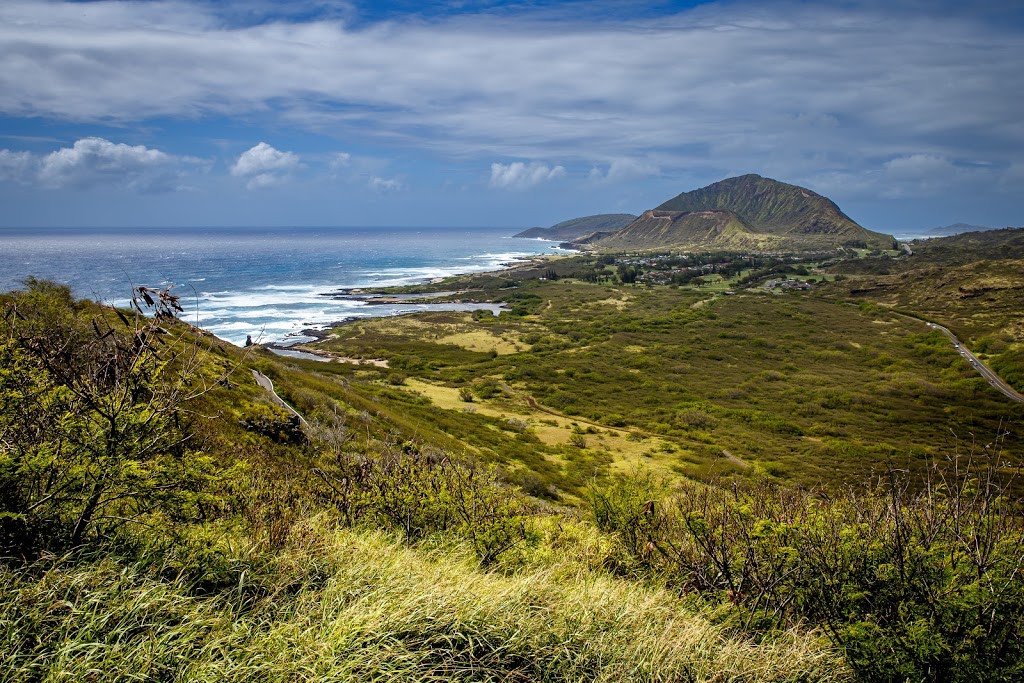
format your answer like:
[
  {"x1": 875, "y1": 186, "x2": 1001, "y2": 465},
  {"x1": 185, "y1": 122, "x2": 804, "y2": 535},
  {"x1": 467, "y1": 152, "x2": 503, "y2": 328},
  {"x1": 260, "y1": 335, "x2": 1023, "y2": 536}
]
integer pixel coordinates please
[
  {"x1": 473, "y1": 378, "x2": 502, "y2": 400},
  {"x1": 0, "y1": 281, "x2": 216, "y2": 555},
  {"x1": 239, "y1": 403, "x2": 306, "y2": 444},
  {"x1": 589, "y1": 460, "x2": 1024, "y2": 681},
  {"x1": 316, "y1": 444, "x2": 534, "y2": 566}
]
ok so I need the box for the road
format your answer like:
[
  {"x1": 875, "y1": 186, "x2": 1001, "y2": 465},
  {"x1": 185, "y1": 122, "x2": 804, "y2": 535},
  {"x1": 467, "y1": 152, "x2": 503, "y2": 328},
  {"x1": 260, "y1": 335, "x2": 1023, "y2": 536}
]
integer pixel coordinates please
[
  {"x1": 252, "y1": 370, "x2": 311, "y2": 426},
  {"x1": 923, "y1": 322, "x2": 1024, "y2": 403}
]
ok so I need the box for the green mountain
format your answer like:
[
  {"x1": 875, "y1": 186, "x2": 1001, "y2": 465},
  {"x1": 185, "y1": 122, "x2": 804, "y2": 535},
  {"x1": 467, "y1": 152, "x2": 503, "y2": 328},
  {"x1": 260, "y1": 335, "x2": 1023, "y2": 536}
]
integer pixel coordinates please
[
  {"x1": 513, "y1": 213, "x2": 637, "y2": 241},
  {"x1": 591, "y1": 209, "x2": 785, "y2": 251},
  {"x1": 584, "y1": 175, "x2": 895, "y2": 252}
]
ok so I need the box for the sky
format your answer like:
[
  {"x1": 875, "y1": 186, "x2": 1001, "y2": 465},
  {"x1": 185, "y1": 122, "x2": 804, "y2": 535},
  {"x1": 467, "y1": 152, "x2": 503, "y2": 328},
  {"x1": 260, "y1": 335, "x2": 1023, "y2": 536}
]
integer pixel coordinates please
[{"x1": 1, "y1": 0, "x2": 1022, "y2": 233}]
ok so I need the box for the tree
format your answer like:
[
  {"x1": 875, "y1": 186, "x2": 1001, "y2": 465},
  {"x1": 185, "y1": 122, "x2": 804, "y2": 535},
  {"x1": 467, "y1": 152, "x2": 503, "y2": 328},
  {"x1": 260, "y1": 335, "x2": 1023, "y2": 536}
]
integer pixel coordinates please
[{"x1": 0, "y1": 280, "x2": 214, "y2": 555}]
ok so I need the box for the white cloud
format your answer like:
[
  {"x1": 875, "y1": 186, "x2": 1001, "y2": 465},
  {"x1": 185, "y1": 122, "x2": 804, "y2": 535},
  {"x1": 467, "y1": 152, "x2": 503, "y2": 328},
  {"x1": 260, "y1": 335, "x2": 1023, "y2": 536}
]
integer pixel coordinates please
[
  {"x1": 231, "y1": 142, "x2": 300, "y2": 176},
  {"x1": 0, "y1": 1, "x2": 1021, "y2": 198},
  {"x1": 368, "y1": 175, "x2": 403, "y2": 191},
  {"x1": 242, "y1": 172, "x2": 281, "y2": 190},
  {"x1": 231, "y1": 142, "x2": 300, "y2": 189},
  {"x1": 0, "y1": 137, "x2": 203, "y2": 192},
  {"x1": 489, "y1": 162, "x2": 566, "y2": 190},
  {"x1": 589, "y1": 159, "x2": 660, "y2": 183},
  {"x1": 0, "y1": 149, "x2": 36, "y2": 183},
  {"x1": 329, "y1": 151, "x2": 352, "y2": 169}
]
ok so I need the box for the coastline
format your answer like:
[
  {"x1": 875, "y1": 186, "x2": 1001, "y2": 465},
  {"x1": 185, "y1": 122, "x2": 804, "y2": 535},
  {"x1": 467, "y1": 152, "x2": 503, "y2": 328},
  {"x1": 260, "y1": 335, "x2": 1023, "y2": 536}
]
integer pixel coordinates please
[
  {"x1": 0, "y1": 226, "x2": 569, "y2": 347},
  {"x1": 262, "y1": 251, "x2": 569, "y2": 353}
]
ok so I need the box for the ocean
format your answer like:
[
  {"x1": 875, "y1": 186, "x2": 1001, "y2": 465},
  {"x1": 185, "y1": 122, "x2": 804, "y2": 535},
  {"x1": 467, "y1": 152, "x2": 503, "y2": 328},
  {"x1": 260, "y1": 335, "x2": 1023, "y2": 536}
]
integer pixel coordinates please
[{"x1": 0, "y1": 226, "x2": 563, "y2": 346}]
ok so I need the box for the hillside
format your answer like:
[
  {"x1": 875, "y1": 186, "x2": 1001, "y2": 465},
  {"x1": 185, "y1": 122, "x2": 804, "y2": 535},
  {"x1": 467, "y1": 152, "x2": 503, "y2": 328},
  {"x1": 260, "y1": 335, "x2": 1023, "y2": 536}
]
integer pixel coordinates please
[
  {"x1": 834, "y1": 227, "x2": 1024, "y2": 272},
  {"x1": 0, "y1": 279, "x2": 849, "y2": 682},
  {"x1": 513, "y1": 213, "x2": 637, "y2": 240},
  {"x1": 927, "y1": 222, "x2": 991, "y2": 236},
  {"x1": 591, "y1": 208, "x2": 783, "y2": 251},
  {"x1": 582, "y1": 174, "x2": 894, "y2": 252},
  {"x1": 4, "y1": 273, "x2": 1024, "y2": 681},
  {"x1": 825, "y1": 227, "x2": 1024, "y2": 390}
]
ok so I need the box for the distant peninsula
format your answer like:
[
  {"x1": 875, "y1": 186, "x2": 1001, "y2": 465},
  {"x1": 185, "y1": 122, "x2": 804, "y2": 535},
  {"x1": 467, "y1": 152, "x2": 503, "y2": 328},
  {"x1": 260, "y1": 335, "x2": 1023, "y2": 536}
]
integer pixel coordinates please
[
  {"x1": 513, "y1": 214, "x2": 637, "y2": 241},
  {"x1": 565, "y1": 174, "x2": 896, "y2": 252}
]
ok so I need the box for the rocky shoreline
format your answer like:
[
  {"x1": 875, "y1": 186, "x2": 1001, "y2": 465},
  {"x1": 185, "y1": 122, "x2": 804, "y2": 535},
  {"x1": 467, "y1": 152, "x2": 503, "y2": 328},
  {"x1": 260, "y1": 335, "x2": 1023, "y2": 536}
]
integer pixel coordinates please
[{"x1": 259, "y1": 253, "x2": 565, "y2": 352}]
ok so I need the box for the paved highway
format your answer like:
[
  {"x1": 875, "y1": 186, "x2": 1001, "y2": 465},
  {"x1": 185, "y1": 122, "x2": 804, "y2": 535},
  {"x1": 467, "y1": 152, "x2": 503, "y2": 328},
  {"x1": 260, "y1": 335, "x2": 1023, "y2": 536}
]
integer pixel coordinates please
[{"x1": 924, "y1": 322, "x2": 1024, "y2": 403}]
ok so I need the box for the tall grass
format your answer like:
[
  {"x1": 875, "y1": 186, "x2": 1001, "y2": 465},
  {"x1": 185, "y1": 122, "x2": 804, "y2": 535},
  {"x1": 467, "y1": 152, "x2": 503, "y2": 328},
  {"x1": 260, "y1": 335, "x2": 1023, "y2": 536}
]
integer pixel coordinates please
[{"x1": 1, "y1": 517, "x2": 848, "y2": 682}]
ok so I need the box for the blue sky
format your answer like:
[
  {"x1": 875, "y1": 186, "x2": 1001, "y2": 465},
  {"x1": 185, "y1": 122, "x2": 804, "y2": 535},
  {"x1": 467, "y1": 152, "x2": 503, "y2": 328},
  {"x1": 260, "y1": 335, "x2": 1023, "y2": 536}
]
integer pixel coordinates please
[{"x1": 1, "y1": 0, "x2": 1022, "y2": 232}]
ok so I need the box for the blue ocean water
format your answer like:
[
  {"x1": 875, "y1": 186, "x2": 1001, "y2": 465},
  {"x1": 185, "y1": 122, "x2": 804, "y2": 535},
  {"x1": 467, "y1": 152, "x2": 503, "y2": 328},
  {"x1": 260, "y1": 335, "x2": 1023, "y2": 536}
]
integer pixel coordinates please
[{"x1": 0, "y1": 226, "x2": 562, "y2": 345}]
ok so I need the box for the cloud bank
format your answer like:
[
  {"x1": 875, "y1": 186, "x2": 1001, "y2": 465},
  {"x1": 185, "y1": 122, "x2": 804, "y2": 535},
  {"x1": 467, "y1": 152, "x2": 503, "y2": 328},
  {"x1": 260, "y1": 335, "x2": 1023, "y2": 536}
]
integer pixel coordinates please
[
  {"x1": 490, "y1": 162, "x2": 566, "y2": 190},
  {"x1": 0, "y1": 0, "x2": 1021, "y2": 225},
  {"x1": 0, "y1": 137, "x2": 203, "y2": 192}
]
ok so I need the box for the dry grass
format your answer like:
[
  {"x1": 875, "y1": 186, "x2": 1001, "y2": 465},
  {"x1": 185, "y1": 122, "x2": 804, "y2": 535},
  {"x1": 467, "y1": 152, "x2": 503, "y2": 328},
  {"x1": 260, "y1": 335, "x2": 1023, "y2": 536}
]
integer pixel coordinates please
[
  {"x1": 345, "y1": 313, "x2": 529, "y2": 355},
  {"x1": 1, "y1": 518, "x2": 849, "y2": 682},
  {"x1": 435, "y1": 329, "x2": 525, "y2": 355},
  {"x1": 401, "y1": 378, "x2": 687, "y2": 477}
]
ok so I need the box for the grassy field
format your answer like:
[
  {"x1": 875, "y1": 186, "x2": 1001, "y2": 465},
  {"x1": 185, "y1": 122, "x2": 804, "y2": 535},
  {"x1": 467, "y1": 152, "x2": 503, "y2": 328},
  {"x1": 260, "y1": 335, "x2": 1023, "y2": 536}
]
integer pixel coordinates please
[{"x1": 300, "y1": 278, "x2": 1023, "y2": 490}]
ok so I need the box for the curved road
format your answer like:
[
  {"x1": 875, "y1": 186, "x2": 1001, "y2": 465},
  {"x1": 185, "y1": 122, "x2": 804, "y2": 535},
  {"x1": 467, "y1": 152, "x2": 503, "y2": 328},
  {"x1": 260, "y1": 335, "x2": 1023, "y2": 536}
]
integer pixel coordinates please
[
  {"x1": 923, "y1": 322, "x2": 1024, "y2": 403},
  {"x1": 252, "y1": 369, "x2": 310, "y2": 426}
]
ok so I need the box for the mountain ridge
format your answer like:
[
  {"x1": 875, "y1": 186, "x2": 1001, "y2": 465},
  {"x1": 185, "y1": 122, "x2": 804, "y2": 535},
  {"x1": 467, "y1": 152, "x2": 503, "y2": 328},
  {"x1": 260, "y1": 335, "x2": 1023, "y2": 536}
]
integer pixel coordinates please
[
  {"x1": 513, "y1": 214, "x2": 637, "y2": 241},
  {"x1": 576, "y1": 174, "x2": 895, "y2": 252}
]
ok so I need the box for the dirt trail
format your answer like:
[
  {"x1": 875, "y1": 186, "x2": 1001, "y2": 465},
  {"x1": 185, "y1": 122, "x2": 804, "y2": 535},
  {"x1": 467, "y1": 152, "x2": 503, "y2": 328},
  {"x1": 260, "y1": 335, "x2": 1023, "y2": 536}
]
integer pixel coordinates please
[{"x1": 721, "y1": 449, "x2": 750, "y2": 468}]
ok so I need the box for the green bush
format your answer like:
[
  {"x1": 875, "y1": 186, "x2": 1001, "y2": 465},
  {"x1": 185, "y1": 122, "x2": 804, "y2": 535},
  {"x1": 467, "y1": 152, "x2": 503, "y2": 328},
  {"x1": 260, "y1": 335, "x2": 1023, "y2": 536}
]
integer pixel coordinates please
[
  {"x1": 589, "y1": 461, "x2": 1024, "y2": 681},
  {"x1": 473, "y1": 378, "x2": 502, "y2": 400},
  {"x1": 0, "y1": 281, "x2": 216, "y2": 555},
  {"x1": 317, "y1": 444, "x2": 535, "y2": 566}
]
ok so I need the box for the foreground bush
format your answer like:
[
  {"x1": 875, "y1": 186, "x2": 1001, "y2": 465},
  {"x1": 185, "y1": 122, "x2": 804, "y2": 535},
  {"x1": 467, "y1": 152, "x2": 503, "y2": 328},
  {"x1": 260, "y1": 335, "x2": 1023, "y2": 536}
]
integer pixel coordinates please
[
  {"x1": 590, "y1": 460, "x2": 1024, "y2": 681},
  {"x1": 316, "y1": 443, "x2": 534, "y2": 566},
  {"x1": 0, "y1": 280, "x2": 215, "y2": 557}
]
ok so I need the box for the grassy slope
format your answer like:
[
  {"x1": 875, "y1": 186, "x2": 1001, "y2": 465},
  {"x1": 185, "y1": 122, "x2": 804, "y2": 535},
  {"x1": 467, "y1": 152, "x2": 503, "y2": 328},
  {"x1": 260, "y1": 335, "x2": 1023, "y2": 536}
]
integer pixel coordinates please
[
  {"x1": 0, "y1": 290, "x2": 845, "y2": 681},
  {"x1": 3, "y1": 260, "x2": 1023, "y2": 679},
  {"x1": 593, "y1": 209, "x2": 785, "y2": 252},
  {"x1": 827, "y1": 228, "x2": 1024, "y2": 391},
  {"x1": 2, "y1": 518, "x2": 846, "y2": 683}
]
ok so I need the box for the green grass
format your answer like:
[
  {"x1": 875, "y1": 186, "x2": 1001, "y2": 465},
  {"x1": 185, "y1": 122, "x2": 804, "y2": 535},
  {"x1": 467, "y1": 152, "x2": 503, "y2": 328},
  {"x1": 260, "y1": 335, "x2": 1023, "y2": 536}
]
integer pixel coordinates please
[
  {"x1": 304, "y1": 280, "x2": 1024, "y2": 490},
  {"x1": 1, "y1": 518, "x2": 847, "y2": 683}
]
